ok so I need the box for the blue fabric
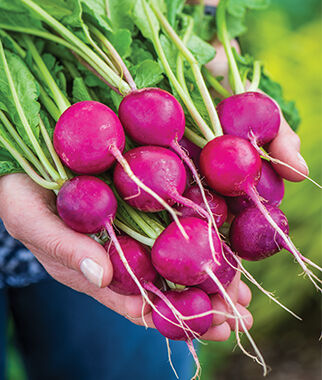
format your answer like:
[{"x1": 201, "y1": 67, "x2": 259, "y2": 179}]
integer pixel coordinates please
[
  {"x1": 0, "y1": 220, "x2": 49, "y2": 289},
  {"x1": 6, "y1": 279, "x2": 193, "y2": 380},
  {"x1": 0, "y1": 288, "x2": 7, "y2": 380}
]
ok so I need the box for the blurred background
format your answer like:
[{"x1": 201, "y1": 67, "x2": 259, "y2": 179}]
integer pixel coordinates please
[
  {"x1": 6, "y1": 0, "x2": 322, "y2": 379},
  {"x1": 200, "y1": 0, "x2": 322, "y2": 378}
]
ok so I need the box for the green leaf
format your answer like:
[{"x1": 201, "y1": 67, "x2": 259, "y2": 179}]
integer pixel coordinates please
[
  {"x1": 129, "y1": 39, "x2": 154, "y2": 65},
  {"x1": 80, "y1": 0, "x2": 112, "y2": 34},
  {"x1": 72, "y1": 77, "x2": 92, "y2": 103},
  {"x1": 227, "y1": 0, "x2": 270, "y2": 18},
  {"x1": 132, "y1": 59, "x2": 164, "y2": 89},
  {"x1": 0, "y1": 50, "x2": 40, "y2": 148},
  {"x1": 165, "y1": 0, "x2": 185, "y2": 26},
  {"x1": 187, "y1": 34, "x2": 216, "y2": 65},
  {"x1": 29, "y1": 0, "x2": 83, "y2": 28},
  {"x1": 107, "y1": 29, "x2": 132, "y2": 59},
  {"x1": 108, "y1": 0, "x2": 136, "y2": 31},
  {"x1": 0, "y1": 158, "x2": 22, "y2": 176},
  {"x1": 182, "y1": 5, "x2": 216, "y2": 41},
  {"x1": 132, "y1": 0, "x2": 159, "y2": 41}
]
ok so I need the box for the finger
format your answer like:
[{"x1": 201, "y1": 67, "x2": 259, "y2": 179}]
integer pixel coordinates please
[
  {"x1": 268, "y1": 117, "x2": 309, "y2": 181},
  {"x1": 210, "y1": 294, "x2": 230, "y2": 325},
  {"x1": 126, "y1": 312, "x2": 155, "y2": 328},
  {"x1": 227, "y1": 304, "x2": 253, "y2": 332},
  {"x1": 201, "y1": 322, "x2": 231, "y2": 342},
  {"x1": 22, "y1": 214, "x2": 113, "y2": 289},
  {"x1": 223, "y1": 271, "x2": 241, "y2": 305},
  {"x1": 237, "y1": 281, "x2": 252, "y2": 307}
]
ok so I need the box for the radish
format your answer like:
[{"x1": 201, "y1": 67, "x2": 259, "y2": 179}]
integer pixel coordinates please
[
  {"x1": 217, "y1": 92, "x2": 280, "y2": 147},
  {"x1": 197, "y1": 247, "x2": 237, "y2": 294},
  {"x1": 175, "y1": 185, "x2": 227, "y2": 228},
  {"x1": 200, "y1": 135, "x2": 321, "y2": 290},
  {"x1": 151, "y1": 216, "x2": 266, "y2": 370},
  {"x1": 54, "y1": 101, "x2": 125, "y2": 174},
  {"x1": 106, "y1": 235, "x2": 158, "y2": 296},
  {"x1": 113, "y1": 146, "x2": 221, "y2": 262},
  {"x1": 227, "y1": 160, "x2": 284, "y2": 215}
]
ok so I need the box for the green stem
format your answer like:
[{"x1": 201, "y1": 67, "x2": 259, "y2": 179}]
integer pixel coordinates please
[
  {"x1": 23, "y1": 35, "x2": 70, "y2": 113},
  {"x1": 20, "y1": 0, "x2": 131, "y2": 94},
  {"x1": 151, "y1": 3, "x2": 222, "y2": 137},
  {"x1": 183, "y1": 127, "x2": 207, "y2": 148},
  {"x1": 116, "y1": 194, "x2": 161, "y2": 240},
  {"x1": 63, "y1": 61, "x2": 81, "y2": 79},
  {"x1": 143, "y1": 1, "x2": 215, "y2": 141},
  {"x1": 202, "y1": 68, "x2": 232, "y2": 98},
  {"x1": 0, "y1": 40, "x2": 60, "y2": 182},
  {"x1": 0, "y1": 111, "x2": 49, "y2": 179},
  {"x1": 89, "y1": 24, "x2": 137, "y2": 91},
  {"x1": 114, "y1": 219, "x2": 156, "y2": 247},
  {"x1": 0, "y1": 134, "x2": 59, "y2": 189},
  {"x1": 216, "y1": 0, "x2": 244, "y2": 94},
  {"x1": 248, "y1": 61, "x2": 261, "y2": 92},
  {"x1": 176, "y1": 17, "x2": 194, "y2": 97},
  {"x1": 81, "y1": 23, "x2": 120, "y2": 75},
  {"x1": 38, "y1": 117, "x2": 68, "y2": 181},
  {"x1": 38, "y1": 84, "x2": 61, "y2": 121},
  {"x1": 0, "y1": 30, "x2": 26, "y2": 58}
]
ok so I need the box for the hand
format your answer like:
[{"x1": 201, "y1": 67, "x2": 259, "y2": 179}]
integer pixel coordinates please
[
  {"x1": 0, "y1": 173, "x2": 252, "y2": 341},
  {"x1": 0, "y1": 173, "x2": 148, "y2": 323},
  {"x1": 206, "y1": 39, "x2": 309, "y2": 182}
]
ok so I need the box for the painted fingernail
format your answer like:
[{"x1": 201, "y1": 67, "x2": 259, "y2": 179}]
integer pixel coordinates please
[
  {"x1": 80, "y1": 258, "x2": 103, "y2": 288},
  {"x1": 297, "y1": 152, "x2": 309, "y2": 173}
]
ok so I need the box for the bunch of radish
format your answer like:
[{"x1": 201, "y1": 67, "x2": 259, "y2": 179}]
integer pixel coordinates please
[{"x1": 0, "y1": 0, "x2": 321, "y2": 378}]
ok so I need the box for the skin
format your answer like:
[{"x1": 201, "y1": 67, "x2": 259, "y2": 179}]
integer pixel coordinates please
[{"x1": 0, "y1": 0, "x2": 305, "y2": 341}]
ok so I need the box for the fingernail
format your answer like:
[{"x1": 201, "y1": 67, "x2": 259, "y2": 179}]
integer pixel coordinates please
[
  {"x1": 80, "y1": 258, "x2": 103, "y2": 288},
  {"x1": 297, "y1": 152, "x2": 309, "y2": 173}
]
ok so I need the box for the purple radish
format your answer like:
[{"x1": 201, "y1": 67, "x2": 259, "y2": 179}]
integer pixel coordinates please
[
  {"x1": 118, "y1": 88, "x2": 185, "y2": 147},
  {"x1": 227, "y1": 160, "x2": 284, "y2": 215},
  {"x1": 118, "y1": 88, "x2": 218, "y2": 244},
  {"x1": 113, "y1": 146, "x2": 221, "y2": 261},
  {"x1": 56, "y1": 175, "x2": 160, "y2": 309},
  {"x1": 229, "y1": 205, "x2": 289, "y2": 261},
  {"x1": 200, "y1": 135, "x2": 262, "y2": 197},
  {"x1": 151, "y1": 217, "x2": 221, "y2": 286},
  {"x1": 57, "y1": 176, "x2": 117, "y2": 234},
  {"x1": 197, "y1": 246, "x2": 237, "y2": 294},
  {"x1": 151, "y1": 288, "x2": 212, "y2": 341},
  {"x1": 106, "y1": 235, "x2": 158, "y2": 296},
  {"x1": 178, "y1": 137, "x2": 201, "y2": 170},
  {"x1": 200, "y1": 135, "x2": 321, "y2": 290},
  {"x1": 175, "y1": 185, "x2": 227, "y2": 227},
  {"x1": 217, "y1": 92, "x2": 280, "y2": 147},
  {"x1": 54, "y1": 101, "x2": 125, "y2": 174},
  {"x1": 113, "y1": 146, "x2": 186, "y2": 212}
]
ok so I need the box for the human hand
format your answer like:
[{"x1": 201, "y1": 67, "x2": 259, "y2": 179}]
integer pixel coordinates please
[
  {"x1": 206, "y1": 38, "x2": 309, "y2": 182},
  {"x1": 0, "y1": 173, "x2": 252, "y2": 341}
]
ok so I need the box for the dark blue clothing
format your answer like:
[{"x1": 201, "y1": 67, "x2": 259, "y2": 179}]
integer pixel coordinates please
[
  {"x1": 0, "y1": 221, "x2": 49, "y2": 289},
  {"x1": 1, "y1": 280, "x2": 193, "y2": 380}
]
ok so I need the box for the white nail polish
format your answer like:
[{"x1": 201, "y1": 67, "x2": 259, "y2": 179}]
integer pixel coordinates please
[
  {"x1": 297, "y1": 152, "x2": 309, "y2": 173},
  {"x1": 80, "y1": 258, "x2": 103, "y2": 288}
]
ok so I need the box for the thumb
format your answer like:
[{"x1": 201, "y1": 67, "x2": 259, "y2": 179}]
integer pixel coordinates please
[
  {"x1": 25, "y1": 211, "x2": 114, "y2": 288},
  {"x1": 268, "y1": 117, "x2": 309, "y2": 182}
]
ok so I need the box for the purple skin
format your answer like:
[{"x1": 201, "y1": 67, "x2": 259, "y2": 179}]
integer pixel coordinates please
[
  {"x1": 227, "y1": 160, "x2": 285, "y2": 215},
  {"x1": 178, "y1": 137, "x2": 201, "y2": 169},
  {"x1": 54, "y1": 101, "x2": 125, "y2": 174},
  {"x1": 152, "y1": 288, "x2": 213, "y2": 340},
  {"x1": 106, "y1": 235, "x2": 158, "y2": 296},
  {"x1": 56, "y1": 176, "x2": 117, "y2": 234},
  {"x1": 229, "y1": 205, "x2": 289, "y2": 261},
  {"x1": 197, "y1": 246, "x2": 237, "y2": 294},
  {"x1": 175, "y1": 185, "x2": 228, "y2": 228},
  {"x1": 217, "y1": 92, "x2": 280, "y2": 147},
  {"x1": 113, "y1": 146, "x2": 187, "y2": 212},
  {"x1": 118, "y1": 88, "x2": 185, "y2": 146},
  {"x1": 200, "y1": 135, "x2": 262, "y2": 197},
  {"x1": 151, "y1": 217, "x2": 222, "y2": 286}
]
